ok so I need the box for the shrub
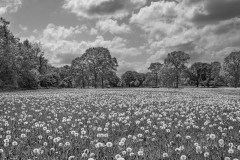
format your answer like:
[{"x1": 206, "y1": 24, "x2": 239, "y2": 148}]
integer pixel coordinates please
[
  {"x1": 59, "y1": 76, "x2": 76, "y2": 88},
  {"x1": 40, "y1": 72, "x2": 60, "y2": 88},
  {"x1": 18, "y1": 71, "x2": 39, "y2": 89}
]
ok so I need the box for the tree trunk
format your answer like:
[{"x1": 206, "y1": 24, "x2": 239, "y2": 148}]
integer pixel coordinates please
[
  {"x1": 101, "y1": 76, "x2": 104, "y2": 89},
  {"x1": 94, "y1": 72, "x2": 97, "y2": 88},
  {"x1": 81, "y1": 70, "x2": 85, "y2": 88},
  {"x1": 235, "y1": 76, "x2": 239, "y2": 88},
  {"x1": 176, "y1": 73, "x2": 179, "y2": 88},
  {"x1": 155, "y1": 72, "x2": 158, "y2": 87},
  {"x1": 12, "y1": 70, "x2": 19, "y2": 89}
]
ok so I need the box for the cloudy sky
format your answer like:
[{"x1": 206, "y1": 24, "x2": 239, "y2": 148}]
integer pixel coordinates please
[{"x1": 1, "y1": 0, "x2": 240, "y2": 75}]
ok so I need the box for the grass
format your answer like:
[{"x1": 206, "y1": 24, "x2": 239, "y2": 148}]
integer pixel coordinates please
[{"x1": 0, "y1": 88, "x2": 240, "y2": 160}]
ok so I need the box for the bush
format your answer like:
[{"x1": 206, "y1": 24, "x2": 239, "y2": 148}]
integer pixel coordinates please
[
  {"x1": 59, "y1": 76, "x2": 76, "y2": 88},
  {"x1": 18, "y1": 71, "x2": 39, "y2": 89},
  {"x1": 40, "y1": 72, "x2": 60, "y2": 88}
]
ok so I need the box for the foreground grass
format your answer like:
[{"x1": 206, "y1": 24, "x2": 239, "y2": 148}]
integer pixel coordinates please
[{"x1": 0, "y1": 88, "x2": 240, "y2": 160}]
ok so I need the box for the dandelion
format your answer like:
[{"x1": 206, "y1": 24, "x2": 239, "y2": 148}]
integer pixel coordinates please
[
  {"x1": 204, "y1": 152, "x2": 209, "y2": 157},
  {"x1": 68, "y1": 156, "x2": 75, "y2": 160},
  {"x1": 180, "y1": 155, "x2": 187, "y2": 160},
  {"x1": 12, "y1": 141, "x2": 18, "y2": 146},
  {"x1": 65, "y1": 141, "x2": 71, "y2": 146},
  {"x1": 90, "y1": 153, "x2": 95, "y2": 157},
  {"x1": 196, "y1": 146, "x2": 201, "y2": 154},
  {"x1": 138, "y1": 150, "x2": 144, "y2": 156},
  {"x1": 228, "y1": 148, "x2": 234, "y2": 154},
  {"x1": 106, "y1": 142, "x2": 113, "y2": 147},
  {"x1": 126, "y1": 147, "x2": 132, "y2": 152},
  {"x1": 6, "y1": 135, "x2": 11, "y2": 139},
  {"x1": 82, "y1": 153, "x2": 88, "y2": 158},
  {"x1": 137, "y1": 134, "x2": 143, "y2": 138},
  {"x1": 163, "y1": 153, "x2": 168, "y2": 158},
  {"x1": 4, "y1": 139, "x2": 9, "y2": 143},
  {"x1": 209, "y1": 134, "x2": 216, "y2": 140},
  {"x1": 237, "y1": 145, "x2": 240, "y2": 150},
  {"x1": 130, "y1": 152, "x2": 134, "y2": 156},
  {"x1": 122, "y1": 151, "x2": 126, "y2": 155},
  {"x1": 115, "y1": 154, "x2": 122, "y2": 159},
  {"x1": 119, "y1": 141, "x2": 124, "y2": 146},
  {"x1": 21, "y1": 134, "x2": 26, "y2": 138}
]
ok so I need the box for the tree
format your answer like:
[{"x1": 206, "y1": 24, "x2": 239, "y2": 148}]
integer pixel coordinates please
[
  {"x1": 121, "y1": 71, "x2": 137, "y2": 87},
  {"x1": 105, "y1": 71, "x2": 120, "y2": 87},
  {"x1": 148, "y1": 62, "x2": 162, "y2": 87},
  {"x1": 223, "y1": 51, "x2": 240, "y2": 88},
  {"x1": 210, "y1": 61, "x2": 221, "y2": 87},
  {"x1": 0, "y1": 18, "x2": 20, "y2": 88},
  {"x1": 71, "y1": 57, "x2": 88, "y2": 88},
  {"x1": 81, "y1": 47, "x2": 118, "y2": 88},
  {"x1": 164, "y1": 51, "x2": 190, "y2": 88}
]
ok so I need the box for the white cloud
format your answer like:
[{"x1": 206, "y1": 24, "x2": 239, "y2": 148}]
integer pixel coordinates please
[
  {"x1": 33, "y1": 29, "x2": 39, "y2": 34},
  {"x1": 0, "y1": 0, "x2": 22, "y2": 15},
  {"x1": 117, "y1": 60, "x2": 147, "y2": 75},
  {"x1": 90, "y1": 28, "x2": 98, "y2": 35},
  {"x1": 62, "y1": 0, "x2": 146, "y2": 19},
  {"x1": 43, "y1": 24, "x2": 88, "y2": 40},
  {"x1": 25, "y1": 23, "x2": 142, "y2": 66},
  {"x1": 96, "y1": 19, "x2": 131, "y2": 34},
  {"x1": 19, "y1": 24, "x2": 28, "y2": 31},
  {"x1": 129, "y1": 0, "x2": 240, "y2": 66}
]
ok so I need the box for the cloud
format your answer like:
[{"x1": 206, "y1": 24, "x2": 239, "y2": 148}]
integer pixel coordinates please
[
  {"x1": 90, "y1": 28, "x2": 98, "y2": 35},
  {"x1": 62, "y1": 0, "x2": 146, "y2": 19},
  {"x1": 47, "y1": 36, "x2": 142, "y2": 65},
  {"x1": 0, "y1": 0, "x2": 22, "y2": 15},
  {"x1": 96, "y1": 19, "x2": 131, "y2": 34},
  {"x1": 43, "y1": 23, "x2": 88, "y2": 40},
  {"x1": 190, "y1": 0, "x2": 240, "y2": 26},
  {"x1": 117, "y1": 60, "x2": 147, "y2": 75},
  {"x1": 24, "y1": 24, "x2": 142, "y2": 67},
  {"x1": 33, "y1": 29, "x2": 39, "y2": 34},
  {"x1": 129, "y1": 0, "x2": 240, "y2": 67},
  {"x1": 19, "y1": 24, "x2": 28, "y2": 31}
]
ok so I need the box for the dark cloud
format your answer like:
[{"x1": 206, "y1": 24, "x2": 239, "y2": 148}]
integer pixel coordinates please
[
  {"x1": 170, "y1": 41, "x2": 196, "y2": 52},
  {"x1": 213, "y1": 18, "x2": 240, "y2": 35},
  {"x1": 191, "y1": 0, "x2": 240, "y2": 26},
  {"x1": 88, "y1": 0, "x2": 125, "y2": 15}
]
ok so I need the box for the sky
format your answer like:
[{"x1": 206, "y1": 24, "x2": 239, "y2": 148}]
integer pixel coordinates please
[{"x1": 1, "y1": 0, "x2": 240, "y2": 76}]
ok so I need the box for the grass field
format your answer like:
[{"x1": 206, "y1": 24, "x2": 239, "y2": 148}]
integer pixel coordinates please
[{"x1": 1, "y1": 88, "x2": 240, "y2": 160}]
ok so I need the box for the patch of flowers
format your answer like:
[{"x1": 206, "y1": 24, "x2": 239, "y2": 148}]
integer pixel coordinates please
[{"x1": 0, "y1": 88, "x2": 240, "y2": 159}]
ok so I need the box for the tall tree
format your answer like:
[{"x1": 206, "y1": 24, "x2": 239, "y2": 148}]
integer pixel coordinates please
[
  {"x1": 223, "y1": 51, "x2": 240, "y2": 88},
  {"x1": 81, "y1": 47, "x2": 118, "y2": 88},
  {"x1": 71, "y1": 57, "x2": 88, "y2": 88},
  {"x1": 211, "y1": 61, "x2": 221, "y2": 87},
  {"x1": 0, "y1": 18, "x2": 20, "y2": 88},
  {"x1": 164, "y1": 51, "x2": 190, "y2": 88},
  {"x1": 148, "y1": 62, "x2": 163, "y2": 87},
  {"x1": 121, "y1": 71, "x2": 136, "y2": 87}
]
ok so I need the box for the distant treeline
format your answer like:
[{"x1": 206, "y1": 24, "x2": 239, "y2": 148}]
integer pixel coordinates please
[{"x1": 1, "y1": 17, "x2": 240, "y2": 90}]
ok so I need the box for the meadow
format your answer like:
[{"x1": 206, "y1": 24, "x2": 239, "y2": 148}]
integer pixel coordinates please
[{"x1": 0, "y1": 88, "x2": 240, "y2": 160}]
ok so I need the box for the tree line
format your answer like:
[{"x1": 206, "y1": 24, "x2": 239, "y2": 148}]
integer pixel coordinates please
[
  {"x1": 1, "y1": 17, "x2": 240, "y2": 90},
  {"x1": 123, "y1": 51, "x2": 240, "y2": 88}
]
